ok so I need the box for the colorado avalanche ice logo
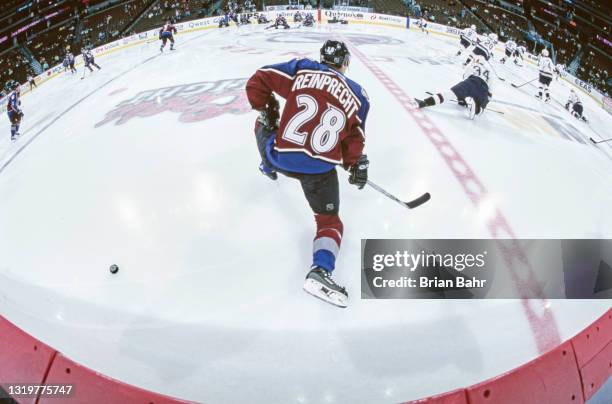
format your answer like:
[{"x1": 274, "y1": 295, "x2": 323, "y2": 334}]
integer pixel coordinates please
[{"x1": 95, "y1": 78, "x2": 251, "y2": 127}]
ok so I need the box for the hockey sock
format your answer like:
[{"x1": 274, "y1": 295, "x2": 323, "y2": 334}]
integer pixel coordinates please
[
  {"x1": 11, "y1": 125, "x2": 17, "y2": 136},
  {"x1": 427, "y1": 93, "x2": 445, "y2": 106},
  {"x1": 312, "y1": 214, "x2": 343, "y2": 272}
]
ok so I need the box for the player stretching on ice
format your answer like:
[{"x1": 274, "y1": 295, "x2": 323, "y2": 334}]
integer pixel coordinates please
[
  {"x1": 159, "y1": 20, "x2": 177, "y2": 52},
  {"x1": 5, "y1": 81, "x2": 23, "y2": 141},
  {"x1": 565, "y1": 89, "x2": 588, "y2": 122},
  {"x1": 246, "y1": 40, "x2": 370, "y2": 308},
  {"x1": 270, "y1": 15, "x2": 290, "y2": 29},
  {"x1": 416, "y1": 56, "x2": 492, "y2": 119},
  {"x1": 456, "y1": 25, "x2": 477, "y2": 56},
  {"x1": 303, "y1": 13, "x2": 315, "y2": 27},
  {"x1": 536, "y1": 48, "x2": 555, "y2": 102},
  {"x1": 80, "y1": 48, "x2": 101, "y2": 79}
]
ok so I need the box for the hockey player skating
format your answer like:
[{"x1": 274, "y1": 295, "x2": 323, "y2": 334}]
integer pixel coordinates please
[
  {"x1": 159, "y1": 20, "x2": 177, "y2": 52},
  {"x1": 536, "y1": 48, "x2": 555, "y2": 102},
  {"x1": 416, "y1": 56, "x2": 492, "y2": 120},
  {"x1": 80, "y1": 48, "x2": 101, "y2": 79},
  {"x1": 303, "y1": 13, "x2": 315, "y2": 27},
  {"x1": 456, "y1": 25, "x2": 477, "y2": 56},
  {"x1": 246, "y1": 40, "x2": 370, "y2": 308},
  {"x1": 464, "y1": 33, "x2": 497, "y2": 65},
  {"x1": 565, "y1": 89, "x2": 588, "y2": 122},
  {"x1": 417, "y1": 17, "x2": 428, "y2": 34},
  {"x1": 65, "y1": 52, "x2": 77, "y2": 74},
  {"x1": 219, "y1": 14, "x2": 230, "y2": 27},
  {"x1": 499, "y1": 39, "x2": 517, "y2": 64},
  {"x1": 5, "y1": 81, "x2": 23, "y2": 141},
  {"x1": 294, "y1": 10, "x2": 303, "y2": 22},
  {"x1": 555, "y1": 62, "x2": 565, "y2": 80},
  {"x1": 27, "y1": 73, "x2": 37, "y2": 91},
  {"x1": 511, "y1": 44, "x2": 526, "y2": 66}
]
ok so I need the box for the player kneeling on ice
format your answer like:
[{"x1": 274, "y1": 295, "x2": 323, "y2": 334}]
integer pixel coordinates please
[
  {"x1": 257, "y1": 13, "x2": 269, "y2": 24},
  {"x1": 303, "y1": 13, "x2": 315, "y2": 27},
  {"x1": 239, "y1": 13, "x2": 251, "y2": 25},
  {"x1": 416, "y1": 56, "x2": 492, "y2": 120},
  {"x1": 5, "y1": 81, "x2": 23, "y2": 141},
  {"x1": 246, "y1": 40, "x2": 370, "y2": 308},
  {"x1": 271, "y1": 15, "x2": 290, "y2": 29},
  {"x1": 565, "y1": 89, "x2": 588, "y2": 123},
  {"x1": 159, "y1": 20, "x2": 177, "y2": 52}
]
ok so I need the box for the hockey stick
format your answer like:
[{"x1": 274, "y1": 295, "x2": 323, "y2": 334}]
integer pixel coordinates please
[
  {"x1": 511, "y1": 78, "x2": 537, "y2": 88},
  {"x1": 366, "y1": 180, "x2": 431, "y2": 209},
  {"x1": 590, "y1": 137, "x2": 612, "y2": 144},
  {"x1": 486, "y1": 60, "x2": 505, "y2": 82},
  {"x1": 425, "y1": 93, "x2": 504, "y2": 115}
]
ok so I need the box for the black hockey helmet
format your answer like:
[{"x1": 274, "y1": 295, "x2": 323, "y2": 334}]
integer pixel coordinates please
[{"x1": 320, "y1": 40, "x2": 350, "y2": 68}]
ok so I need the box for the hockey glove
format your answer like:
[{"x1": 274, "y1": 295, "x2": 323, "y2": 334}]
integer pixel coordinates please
[
  {"x1": 257, "y1": 94, "x2": 280, "y2": 131},
  {"x1": 348, "y1": 155, "x2": 369, "y2": 189}
]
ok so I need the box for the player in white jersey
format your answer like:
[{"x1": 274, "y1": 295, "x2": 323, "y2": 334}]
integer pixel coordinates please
[
  {"x1": 565, "y1": 89, "x2": 588, "y2": 122},
  {"x1": 555, "y1": 63, "x2": 565, "y2": 80},
  {"x1": 456, "y1": 25, "x2": 478, "y2": 56},
  {"x1": 536, "y1": 48, "x2": 555, "y2": 102},
  {"x1": 499, "y1": 39, "x2": 517, "y2": 64},
  {"x1": 27, "y1": 73, "x2": 37, "y2": 91},
  {"x1": 416, "y1": 56, "x2": 493, "y2": 119},
  {"x1": 463, "y1": 33, "x2": 497, "y2": 66},
  {"x1": 417, "y1": 17, "x2": 428, "y2": 34}
]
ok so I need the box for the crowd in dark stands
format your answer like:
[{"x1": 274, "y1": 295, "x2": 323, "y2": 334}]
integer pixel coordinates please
[{"x1": 0, "y1": 0, "x2": 609, "y2": 96}]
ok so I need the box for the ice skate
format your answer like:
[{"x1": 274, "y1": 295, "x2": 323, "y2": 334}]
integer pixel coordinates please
[
  {"x1": 303, "y1": 267, "x2": 348, "y2": 308},
  {"x1": 259, "y1": 162, "x2": 277, "y2": 181},
  {"x1": 465, "y1": 97, "x2": 476, "y2": 119}
]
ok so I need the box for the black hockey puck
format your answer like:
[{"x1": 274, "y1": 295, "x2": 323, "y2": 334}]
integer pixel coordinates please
[{"x1": 109, "y1": 264, "x2": 119, "y2": 274}]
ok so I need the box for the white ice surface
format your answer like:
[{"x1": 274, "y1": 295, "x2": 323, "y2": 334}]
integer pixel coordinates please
[{"x1": 0, "y1": 23, "x2": 610, "y2": 403}]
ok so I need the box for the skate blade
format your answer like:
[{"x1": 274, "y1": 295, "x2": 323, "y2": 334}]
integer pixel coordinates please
[{"x1": 303, "y1": 279, "x2": 348, "y2": 308}]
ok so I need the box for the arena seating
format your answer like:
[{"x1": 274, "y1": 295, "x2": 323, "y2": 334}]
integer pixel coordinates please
[
  {"x1": 460, "y1": 0, "x2": 528, "y2": 40},
  {"x1": 0, "y1": 49, "x2": 29, "y2": 87},
  {"x1": 131, "y1": 0, "x2": 216, "y2": 34},
  {"x1": 371, "y1": 0, "x2": 407, "y2": 16},
  {"x1": 416, "y1": 0, "x2": 482, "y2": 30},
  {"x1": 0, "y1": 0, "x2": 608, "y2": 96}
]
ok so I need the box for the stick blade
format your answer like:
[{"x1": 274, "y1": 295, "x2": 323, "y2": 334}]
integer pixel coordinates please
[
  {"x1": 590, "y1": 137, "x2": 597, "y2": 144},
  {"x1": 405, "y1": 192, "x2": 431, "y2": 209}
]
